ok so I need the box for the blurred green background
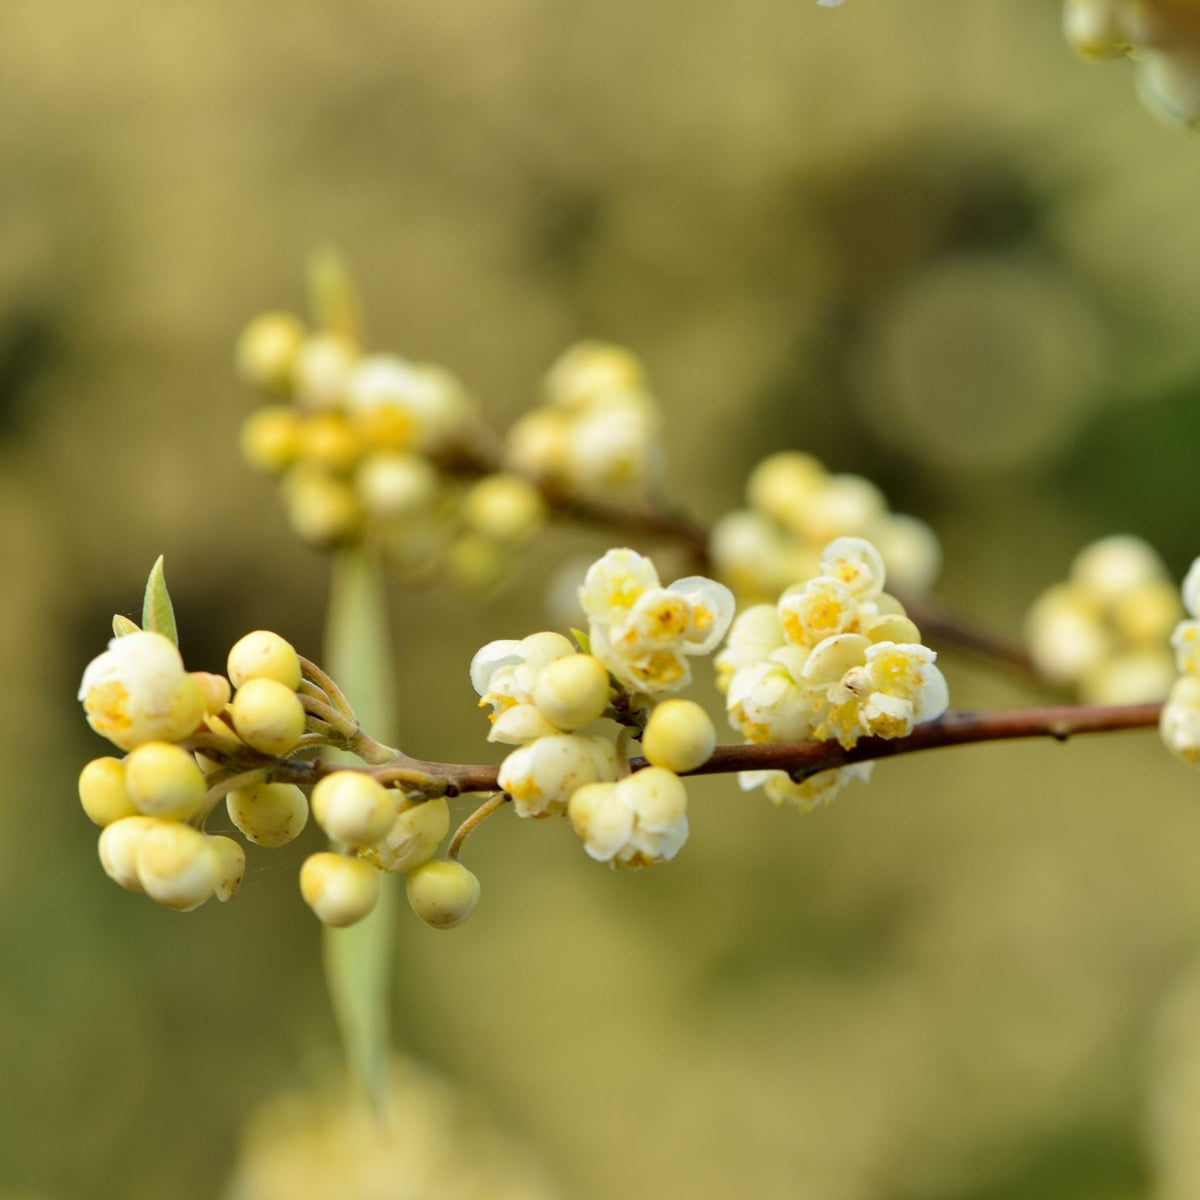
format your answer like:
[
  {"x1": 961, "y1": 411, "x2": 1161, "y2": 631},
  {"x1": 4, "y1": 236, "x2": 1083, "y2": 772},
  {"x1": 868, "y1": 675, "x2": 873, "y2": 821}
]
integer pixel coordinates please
[{"x1": 6, "y1": 0, "x2": 1200, "y2": 1196}]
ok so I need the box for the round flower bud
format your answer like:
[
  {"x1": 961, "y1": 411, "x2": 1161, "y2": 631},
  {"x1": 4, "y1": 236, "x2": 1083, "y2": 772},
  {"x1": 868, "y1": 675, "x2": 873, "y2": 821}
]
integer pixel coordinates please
[
  {"x1": 227, "y1": 631, "x2": 302, "y2": 691},
  {"x1": 310, "y1": 772, "x2": 396, "y2": 848},
  {"x1": 79, "y1": 631, "x2": 206, "y2": 751},
  {"x1": 532, "y1": 654, "x2": 610, "y2": 731},
  {"x1": 300, "y1": 412, "x2": 363, "y2": 472},
  {"x1": 369, "y1": 797, "x2": 450, "y2": 873},
  {"x1": 445, "y1": 533, "x2": 508, "y2": 594},
  {"x1": 231, "y1": 678, "x2": 306, "y2": 756},
  {"x1": 406, "y1": 860, "x2": 481, "y2": 930},
  {"x1": 227, "y1": 781, "x2": 308, "y2": 847},
  {"x1": 138, "y1": 822, "x2": 219, "y2": 911},
  {"x1": 207, "y1": 835, "x2": 246, "y2": 902},
  {"x1": 356, "y1": 453, "x2": 438, "y2": 519},
  {"x1": 235, "y1": 312, "x2": 307, "y2": 391},
  {"x1": 461, "y1": 474, "x2": 545, "y2": 546},
  {"x1": 240, "y1": 406, "x2": 303, "y2": 475},
  {"x1": 293, "y1": 333, "x2": 356, "y2": 410},
  {"x1": 282, "y1": 467, "x2": 363, "y2": 548},
  {"x1": 98, "y1": 816, "x2": 160, "y2": 891},
  {"x1": 79, "y1": 756, "x2": 138, "y2": 827},
  {"x1": 124, "y1": 741, "x2": 207, "y2": 820},
  {"x1": 1071, "y1": 535, "x2": 1166, "y2": 603},
  {"x1": 300, "y1": 853, "x2": 381, "y2": 927},
  {"x1": 191, "y1": 672, "x2": 232, "y2": 716},
  {"x1": 641, "y1": 699, "x2": 716, "y2": 773},
  {"x1": 746, "y1": 452, "x2": 826, "y2": 524},
  {"x1": 505, "y1": 409, "x2": 570, "y2": 483}
]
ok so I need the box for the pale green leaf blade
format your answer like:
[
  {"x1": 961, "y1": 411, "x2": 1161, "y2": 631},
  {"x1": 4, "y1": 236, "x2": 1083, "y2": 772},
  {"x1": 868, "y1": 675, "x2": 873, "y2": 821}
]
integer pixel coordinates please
[
  {"x1": 112, "y1": 614, "x2": 141, "y2": 638},
  {"x1": 322, "y1": 546, "x2": 398, "y2": 1116},
  {"x1": 570, "y1": 627, "x2": 591, "y2": 654},
  {"x1": 141, "y1": 555, "x2": 178, "y2": 646},
  {"x1": 306, "y1": 247, "x2": 362, "y2": 344}
]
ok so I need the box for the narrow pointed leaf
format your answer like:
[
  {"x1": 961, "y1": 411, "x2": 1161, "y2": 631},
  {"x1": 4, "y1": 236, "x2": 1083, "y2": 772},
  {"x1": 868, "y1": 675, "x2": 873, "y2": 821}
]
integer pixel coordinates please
[
  {"x1": 112, "y1": 614, "x2": 141, "y2": 638},
  {"x1": 141, "y1": 556, "x2": 178, "y2": 646},
  {"x1": 306, "y1": 247, "x2": 362, "y2": 344},
  {"x1": 570, "y1": 627, "x2": 591, "y2": 654},
  {"x1": 322, "y1": 546, "x2": 398, "y2": 1118}
]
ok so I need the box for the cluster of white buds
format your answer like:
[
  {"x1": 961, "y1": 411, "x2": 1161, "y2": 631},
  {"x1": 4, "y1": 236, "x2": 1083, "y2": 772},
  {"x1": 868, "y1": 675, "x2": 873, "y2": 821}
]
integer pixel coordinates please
[
  {"x1": 77, "y1": 566, "x2": 469, "y2": 928},
  {"x1": 505, "y1": 341, "x2": 663, "y2": 506},
  {"x1": 710, "y1": 451, "x2": 941, "y2": 606},
  {"x1": 1160, "y1": 558, "x2": 1200, "y2": 765},
  {"x1": 1026, "y1": 535, "x2": 1181, "y2": 703},
  {"x1": 716, "y1": 536, "x2": 948, "y2": 811},
  {"x1": 1063, "y1": 0, "x2": 1200, "y2": 128},
  {"x1": 473, "y1": 549, "x2": 730, "y2": 868}
]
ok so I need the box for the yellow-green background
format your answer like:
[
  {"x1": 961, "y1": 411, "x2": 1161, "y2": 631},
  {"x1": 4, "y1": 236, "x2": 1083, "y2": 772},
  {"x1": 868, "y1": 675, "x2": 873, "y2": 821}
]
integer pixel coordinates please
[{"x1": 5, "y1": 1, "x2": 1200, "y2": 1196}]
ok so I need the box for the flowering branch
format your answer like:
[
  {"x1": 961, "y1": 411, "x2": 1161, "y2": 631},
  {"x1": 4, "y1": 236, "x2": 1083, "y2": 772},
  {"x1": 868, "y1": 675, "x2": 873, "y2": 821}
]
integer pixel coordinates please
[{"x1": 183, "y1": 701, "x2": 1163, "y2": 797}]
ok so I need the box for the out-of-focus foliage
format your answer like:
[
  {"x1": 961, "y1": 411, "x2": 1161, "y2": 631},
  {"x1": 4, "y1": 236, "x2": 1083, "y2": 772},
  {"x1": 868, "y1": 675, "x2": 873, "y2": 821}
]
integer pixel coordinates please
[{"x1": 7, "y1": 1, "x2": 1200, "y2": 1197}]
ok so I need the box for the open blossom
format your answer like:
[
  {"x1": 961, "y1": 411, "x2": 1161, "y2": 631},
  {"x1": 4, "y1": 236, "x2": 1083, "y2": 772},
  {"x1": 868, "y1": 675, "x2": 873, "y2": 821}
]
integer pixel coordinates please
[
  {"x1": 470, "y1": 632, "x2": 576, "y2": 744},
  {"x1": 580, "y1": 548, "x2": 734, "y2": 697},
  {"x1": 739, "y1": 764, "x2": 873, "y2": 813},
  {"x1": 498, "y1": 734, "x2": 618, "y2": 818},
  {"x1": 79, "y1": 631, "x2": 206, "y2": 751},
  {"x1": 567, "y1": 768, "x2": 688, "y2": 867}
]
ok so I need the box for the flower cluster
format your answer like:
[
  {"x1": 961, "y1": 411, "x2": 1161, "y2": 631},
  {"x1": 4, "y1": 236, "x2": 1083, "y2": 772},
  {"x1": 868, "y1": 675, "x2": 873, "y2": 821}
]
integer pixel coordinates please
[
  {"x1": 78, "y1": 597, "x2": 469, "y2": 929},
  {"x1": 1025, "y1": 534, "x2": 1181, "y2": 703},
  {"x1": 505, "y1": 341, "x2": 664, "y2": 506},
  {"x1": 236, "y1": 282, "x2": 545, "y2": 591},
  {"x1": 709, "y1": 451, "x2": 941, "y2": 606},
  {"x1": 472, "y1": 548, "x2": 730, "y2": 867},
  {"x1": 1160, "y1": 558, "x2": 1200, "y2": 765},
  {"x1": 716, "y1": 536, "x2": 948, "y2": 811},
  {"x1": 1063, "y1": 0, "x2": 1200, "y2": 129},
  {"x1": 578, "y1": 547, "x2": 735, "y2": 697}
]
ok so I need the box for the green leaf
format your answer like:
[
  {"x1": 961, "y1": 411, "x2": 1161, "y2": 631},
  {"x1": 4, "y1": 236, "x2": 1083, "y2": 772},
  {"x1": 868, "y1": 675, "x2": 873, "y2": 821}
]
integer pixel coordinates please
[
  {"x1": 322, "y1": 547, "x2": 398, "y2": 1117},
  {"x1": 141, "y1": 556, "x2": 178, "y2": 646},
  {"x1": 570, "y1": 627, "x2": 591, "y2": 654},
  {"x1": 112, "y1": 614, "x2": 141, "y2": 638},
  {"x1": 306, "y1": 247, "x2": 362, "y2": 344}
]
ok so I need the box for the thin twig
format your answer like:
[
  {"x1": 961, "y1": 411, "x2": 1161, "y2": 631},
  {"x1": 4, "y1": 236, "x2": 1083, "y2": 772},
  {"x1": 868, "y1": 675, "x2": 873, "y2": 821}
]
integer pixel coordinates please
[{"x1": 447, "y1": 793, "x2": 510, "y2": 860}]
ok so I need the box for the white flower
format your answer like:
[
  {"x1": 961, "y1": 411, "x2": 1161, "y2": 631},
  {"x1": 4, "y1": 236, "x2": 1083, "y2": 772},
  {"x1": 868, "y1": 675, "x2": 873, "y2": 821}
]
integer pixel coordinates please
[
  {"x1": 1026, "y1": 583, "x2": 1111, "y2": 686},
  {"x1": 580, "y1": 549, "x2": 734, "y2": 697},
  {"x1": 497, "y1": 734, "x2": 618, "y2": 818},
  {"x1": 1162, "y1": 676, "x2": 1200, "y2": 765},
  {"x1": 819, "y1": 536, "x2": 886, "y2": 600},
  {"x1": 714, "y1": 603, "x2": 785, "y2": 693},
  {"x1": 726, "y1": 650, "x2": 819, "y2": 744},
  {"x1": 778, "y1": 576, "x2": 857, "y2": 647},
  {"x1": 1182, "y1": 557, "x2": 1200, "y2": 620},
  {"x1": 79, "y1": 632, "x2": 205, "y2": 751},
  {"x1": 738, "y1": 764, "x2": 873, "y2": 812},
  {"x1": 470, "y1": 631, "x2": 576, "y2": 744},
  {"x1": 544, "y1": 341, "x2": 646, "y2": 409},
  {"x1": 345, "y1": 355, "x2": 470, "y2": 451},
  {"x1": 567, "y1": 767, "x2": 688, "y2": 867},
  {"x1": 564, "y1": 397, "x2": 661, "y2": 500}
]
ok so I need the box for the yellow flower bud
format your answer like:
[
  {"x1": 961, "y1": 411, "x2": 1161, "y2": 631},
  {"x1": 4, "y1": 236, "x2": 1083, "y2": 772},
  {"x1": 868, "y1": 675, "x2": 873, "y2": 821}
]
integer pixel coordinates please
[
  {"x1": 207, "y1": 835, "x2": 246, "y2": 902},
  {"x1": 240, "y1": 406, "x2": 303, "y2": 475},
  {"x1": 227, "y1": 782, "x2": 309, "y2": 847},
  {"x1": 293, "y1": 332, "x2": 356, "y2": 410},
  {"x1": 445, "y1": 533, "x2": 508, "y2": 593},
  {"x1": 98, "y1": 815, "x2": 160, "y2": 891},
  {"x1": 310, "y1": 772, "x2": 396, "y2": 847},
  {"x1": 231, "y1": 678, "x2": 306, "y2": 756},
  {"x1": 78, "y1": 756, "x2": 138, "y2": 827},
  {"x1": 406, "y1": 859, "x2": 481, "y2": 929},
  {"x1": 461, "y1": 474, "x2": 545, "y2": 546},
  {"x1": 138, "y1": 822, "x2": 218, "y2": 911},
  {"x1": 191, "y1": 671, "x2": 232, "y2": 715},
  {"x1": 641, "y1": 699, "x2": 716, "y2": 773},
  {"x1": 747, "y1": 452, "x2": 826, "y2": 523},
  {"x1": 532, "y1": 654, "x2": 610, "y2": 730},
  {"x1": 300, "y1": 852, "x2": 380, "y2": 927},
  {"x1": 282, "y1": 467, "x2": 363, "y2": 548},
  {"x1": 235, "y1": 312, "x2": 307, "y2": 391},
  {"x1": 124, "y1": 741, "x2": 207, "y2": 820},
  {"x1": 227, "y1": 631, "x2": 302, "y2": 691},
  {"x1": 368, "y1": 796, "x2": 450, "y2": 873},
  {"x1": 300, "y1": 412, "x2": 363, "y2": 472}
]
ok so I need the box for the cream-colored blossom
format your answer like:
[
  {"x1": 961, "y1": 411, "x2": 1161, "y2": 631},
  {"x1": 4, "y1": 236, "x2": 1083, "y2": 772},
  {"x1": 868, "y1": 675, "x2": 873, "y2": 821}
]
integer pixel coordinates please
[
  {"x1": 738, "y1": 764, "x2": 874, "y2": 813},
  {"x1": 497, "y1": 734, "x2": 618, "y2": 819},
  {"x1": 567, "y1": 767, "x2": 688, "y2": 867},
  {"x1": 79, "y1": 631, "x2": 206, "y2": 751}
]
